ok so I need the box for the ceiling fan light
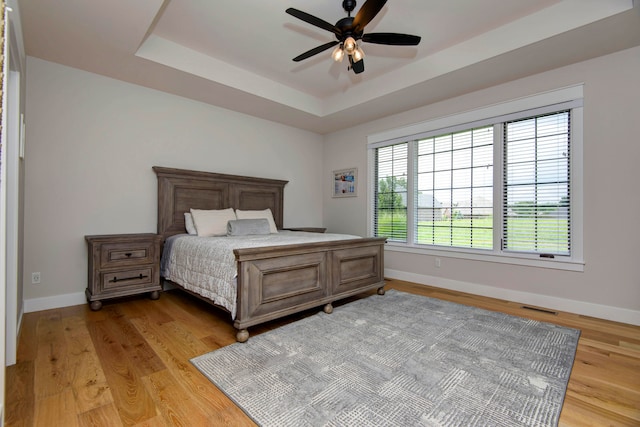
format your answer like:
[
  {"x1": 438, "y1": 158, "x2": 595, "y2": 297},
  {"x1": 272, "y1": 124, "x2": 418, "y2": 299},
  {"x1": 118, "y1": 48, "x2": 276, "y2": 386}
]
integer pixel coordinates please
[
  {"x1": 332, "y1": 45, "x2": 345, "y2": 62},
  {"x1": 352, "y1": 46, "x2": 365, "y2": 62},
  {"x1": 343, "y1": 36, "x2": 357, "y2": 54}
]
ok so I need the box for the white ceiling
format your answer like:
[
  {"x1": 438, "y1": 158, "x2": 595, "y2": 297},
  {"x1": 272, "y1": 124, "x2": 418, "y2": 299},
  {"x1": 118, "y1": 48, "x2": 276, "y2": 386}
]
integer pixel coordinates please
[{"x1": 18, "y1": 0, "x2": 640, "y2": 134}]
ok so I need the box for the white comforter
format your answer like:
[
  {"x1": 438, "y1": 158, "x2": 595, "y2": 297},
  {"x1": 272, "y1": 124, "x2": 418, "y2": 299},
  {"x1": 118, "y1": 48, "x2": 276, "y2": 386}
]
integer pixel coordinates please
[{"x1": 160, "y1": 231, "x2": 360, "y2": 319}]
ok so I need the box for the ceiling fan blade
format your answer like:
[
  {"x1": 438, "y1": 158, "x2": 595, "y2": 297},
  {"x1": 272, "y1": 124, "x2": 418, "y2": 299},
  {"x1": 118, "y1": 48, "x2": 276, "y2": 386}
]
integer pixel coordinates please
[
  {"x1": 293, "y1": 41, "x2": 339, "y2": 62},
  {"x1": 286, "y1": 8, "x2": 341, "y2": 37},
  {"x1": 352, "y1": 0, "x2": 387, "y2": 33},
  {"x1": 362, "y1": 33, "x2": 421, "y2": 46}
]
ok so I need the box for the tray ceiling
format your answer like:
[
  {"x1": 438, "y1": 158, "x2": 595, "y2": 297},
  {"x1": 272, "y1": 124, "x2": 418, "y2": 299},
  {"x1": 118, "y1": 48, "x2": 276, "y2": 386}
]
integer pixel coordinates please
[{"x1": 18, "y1": 0, "x2": 640, "y2": 133}]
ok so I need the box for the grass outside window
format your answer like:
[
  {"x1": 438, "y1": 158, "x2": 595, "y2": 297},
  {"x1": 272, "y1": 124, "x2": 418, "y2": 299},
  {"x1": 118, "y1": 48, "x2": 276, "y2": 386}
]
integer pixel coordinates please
[{"x1": 378, "y1": 214, "x2": 568, "y2": 254}]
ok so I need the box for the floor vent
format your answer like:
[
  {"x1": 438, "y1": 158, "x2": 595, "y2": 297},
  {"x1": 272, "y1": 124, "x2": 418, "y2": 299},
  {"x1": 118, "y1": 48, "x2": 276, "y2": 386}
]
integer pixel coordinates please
[{"x1": 521, "y1": 305, "x2": 558, "y2": 315}]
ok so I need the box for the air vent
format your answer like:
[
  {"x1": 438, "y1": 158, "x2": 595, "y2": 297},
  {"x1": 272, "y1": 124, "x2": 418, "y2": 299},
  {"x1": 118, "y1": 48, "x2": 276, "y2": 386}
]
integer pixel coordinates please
[{"x1": 521, "y1": 305, "x2": 558, "y2": 315}]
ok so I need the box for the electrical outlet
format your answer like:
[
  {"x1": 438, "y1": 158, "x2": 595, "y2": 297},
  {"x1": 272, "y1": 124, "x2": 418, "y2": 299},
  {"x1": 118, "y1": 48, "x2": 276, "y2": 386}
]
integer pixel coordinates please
[
  {"x1": 435, "y1": 258, "x2": 441, "y2": 268},
  {"x1": 32, "y1": 272, "x2": 41, "y2": 284}
]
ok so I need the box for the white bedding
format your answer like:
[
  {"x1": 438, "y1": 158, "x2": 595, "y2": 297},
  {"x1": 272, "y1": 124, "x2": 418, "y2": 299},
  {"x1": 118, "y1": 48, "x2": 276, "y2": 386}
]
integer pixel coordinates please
[{"x1": 160, "y1": 231, "x2": 361, "y2": 319}]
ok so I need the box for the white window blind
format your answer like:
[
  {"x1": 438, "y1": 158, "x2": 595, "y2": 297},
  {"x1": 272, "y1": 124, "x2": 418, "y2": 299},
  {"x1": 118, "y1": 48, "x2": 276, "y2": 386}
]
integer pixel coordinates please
[
  {"x1": 502, "y1": 111, "x2": 570, "y2": 256},
  {"x1": 375, "y1": 143, "x2": 408, "y2": 242}
]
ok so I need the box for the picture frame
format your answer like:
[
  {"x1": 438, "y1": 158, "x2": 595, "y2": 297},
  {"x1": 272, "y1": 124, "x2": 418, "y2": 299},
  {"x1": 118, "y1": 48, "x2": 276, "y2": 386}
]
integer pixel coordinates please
[{"x1": 333, "y1": 168, "x2": 357, "y2": 197}]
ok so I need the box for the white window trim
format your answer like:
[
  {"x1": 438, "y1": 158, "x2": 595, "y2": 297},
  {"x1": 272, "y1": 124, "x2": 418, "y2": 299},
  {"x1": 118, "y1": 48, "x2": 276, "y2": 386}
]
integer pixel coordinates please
[{"x1": 368, "y1": 85, "x2": 584, "y2": 272}]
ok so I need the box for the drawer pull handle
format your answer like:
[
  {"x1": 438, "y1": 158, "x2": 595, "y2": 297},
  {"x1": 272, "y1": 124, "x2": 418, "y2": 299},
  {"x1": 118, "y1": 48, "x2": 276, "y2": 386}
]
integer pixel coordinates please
[
  {"x1": 125, "y1": 253, "x2": 132, "y2": 257},
  {"x1": 110, "y1": 274, "x2": 148, "y2": 283}
]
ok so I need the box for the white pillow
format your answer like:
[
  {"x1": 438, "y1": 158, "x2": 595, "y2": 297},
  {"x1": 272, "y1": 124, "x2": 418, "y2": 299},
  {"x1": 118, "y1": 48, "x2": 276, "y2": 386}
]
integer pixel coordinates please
[
  {"x1": 184, "y1": 213, "x2": 197, "y2": 235},
  {"x1": 235, "y1": 208, "x2": 278, "y2": 233},
  {"x1": 190, "y1": 208, "x2": 236, "y2": 237}
]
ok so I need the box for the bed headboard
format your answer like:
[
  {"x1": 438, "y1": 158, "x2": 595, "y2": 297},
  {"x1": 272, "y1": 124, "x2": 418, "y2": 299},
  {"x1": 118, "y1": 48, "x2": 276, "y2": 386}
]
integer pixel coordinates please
[{"x1": 153, "y1": 166, "x2": 288, "y2": 240}]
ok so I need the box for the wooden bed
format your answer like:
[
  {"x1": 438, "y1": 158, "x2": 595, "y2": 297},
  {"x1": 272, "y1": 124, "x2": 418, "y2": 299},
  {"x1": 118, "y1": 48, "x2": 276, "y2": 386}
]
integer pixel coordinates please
[{"x1": 154, "y1": 166, "x2": 386, "y2": 342}]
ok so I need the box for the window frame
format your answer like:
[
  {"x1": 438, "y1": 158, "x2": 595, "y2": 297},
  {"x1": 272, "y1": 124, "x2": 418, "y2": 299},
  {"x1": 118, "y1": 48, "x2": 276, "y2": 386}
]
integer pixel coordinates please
[{"x1": 367, "y1": 86, "x2": 584, "y2": 271}]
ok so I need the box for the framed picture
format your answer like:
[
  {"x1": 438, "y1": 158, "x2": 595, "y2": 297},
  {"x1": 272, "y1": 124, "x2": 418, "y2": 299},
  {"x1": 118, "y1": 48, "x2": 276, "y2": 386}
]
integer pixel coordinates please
[{"x1": 333, "y1": 168, "x2": 357, "y2": 197}]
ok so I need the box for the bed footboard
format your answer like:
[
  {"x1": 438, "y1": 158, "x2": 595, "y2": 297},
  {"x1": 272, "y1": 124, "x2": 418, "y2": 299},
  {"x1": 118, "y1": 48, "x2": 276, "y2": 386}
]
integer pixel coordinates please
[{"x1": 233, "y1": 237, "x2": 386, "y2": 342}]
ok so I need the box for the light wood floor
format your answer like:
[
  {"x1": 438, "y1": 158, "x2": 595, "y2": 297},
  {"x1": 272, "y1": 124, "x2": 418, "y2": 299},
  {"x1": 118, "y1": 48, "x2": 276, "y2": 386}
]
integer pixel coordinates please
[{"x1": 5, "y1": 279, "x2": 640, "y2": 426}]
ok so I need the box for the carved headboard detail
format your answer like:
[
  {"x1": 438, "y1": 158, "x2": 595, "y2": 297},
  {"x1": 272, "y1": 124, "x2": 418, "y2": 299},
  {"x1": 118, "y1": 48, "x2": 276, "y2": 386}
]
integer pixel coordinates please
[{"x1": 153, "y1": 167, "x2": 288, "y2": 240}]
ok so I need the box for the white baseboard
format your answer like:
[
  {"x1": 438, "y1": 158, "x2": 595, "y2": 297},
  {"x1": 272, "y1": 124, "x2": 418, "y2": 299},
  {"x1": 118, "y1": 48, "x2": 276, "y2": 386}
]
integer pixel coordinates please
[
  {"x1": 385, "y1": 268, "x2": 640, "y2": 326},
  {"x1": 23, "y1": 274, "x2": 640, "y2": 326},
  {"x1": 24, "y1": 292, "x2": 86, "y2": 313},
  {"x1": 163, "y1": 281, "x2": 177, "y2": 291},
  {"x1": 23, "y1": 282, "x2": 176, "y2": 313}
]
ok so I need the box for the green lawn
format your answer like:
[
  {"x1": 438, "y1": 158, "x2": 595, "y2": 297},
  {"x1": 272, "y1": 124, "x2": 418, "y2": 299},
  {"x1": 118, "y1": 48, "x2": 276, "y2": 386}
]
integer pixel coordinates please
[{"x1": 377, "y1": 214, "x2": 569, "y2": 254}]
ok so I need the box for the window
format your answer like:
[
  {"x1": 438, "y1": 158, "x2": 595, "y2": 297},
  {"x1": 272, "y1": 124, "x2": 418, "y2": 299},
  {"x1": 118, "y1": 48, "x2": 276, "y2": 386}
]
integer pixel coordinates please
[
  {"x1": 503, "y1": 112, "x2": 571, "y2": 256},
  {"x1": 416, "y1": 125, "x2": 494, "y2": 249},
  {"x1": 368, "y1": 87, "x2": 583, "y2": 269},
  {"x1": 375, "y1": 144, "x2": 408, "y2": 242}
]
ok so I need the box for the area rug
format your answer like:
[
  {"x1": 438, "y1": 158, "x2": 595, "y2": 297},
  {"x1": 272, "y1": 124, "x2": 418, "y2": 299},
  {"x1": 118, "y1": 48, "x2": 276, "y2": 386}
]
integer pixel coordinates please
[{"x1": 191, "y1": 290, "x2": 580, "y2": 426}]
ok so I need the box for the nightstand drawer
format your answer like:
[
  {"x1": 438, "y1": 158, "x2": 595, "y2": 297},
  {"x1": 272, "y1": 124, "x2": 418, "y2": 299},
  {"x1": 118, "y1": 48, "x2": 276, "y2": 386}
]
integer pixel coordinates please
[
  {"x1": 101, "y1": 241, "x2": 156, "y2": 268},
  {"x1": 101, "y1": 267, "x2": 154, "y2": 292}
]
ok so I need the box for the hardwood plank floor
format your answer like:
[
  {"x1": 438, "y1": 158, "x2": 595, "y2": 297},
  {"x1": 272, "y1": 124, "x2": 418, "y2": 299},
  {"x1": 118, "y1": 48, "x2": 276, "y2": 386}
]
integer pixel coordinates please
[{"x1": 5, "y1": 279, "x2": 640, "y2": 426}]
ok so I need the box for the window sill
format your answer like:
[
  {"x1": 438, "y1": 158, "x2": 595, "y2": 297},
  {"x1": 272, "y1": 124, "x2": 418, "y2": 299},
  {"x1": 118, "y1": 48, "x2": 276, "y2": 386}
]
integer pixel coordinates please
[{"x1": 384, "y1": 242, "x2": 585, "y2": 272}]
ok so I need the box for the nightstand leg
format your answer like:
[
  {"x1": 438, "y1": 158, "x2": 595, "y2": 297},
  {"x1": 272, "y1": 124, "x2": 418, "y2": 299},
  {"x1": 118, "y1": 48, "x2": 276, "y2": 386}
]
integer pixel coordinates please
[
  {"x1": 90, "y1": 300, "x2": 102, "y2": 311},
  {"x1": 150, "y1": 290, "x2": 160, "y2": 300}
]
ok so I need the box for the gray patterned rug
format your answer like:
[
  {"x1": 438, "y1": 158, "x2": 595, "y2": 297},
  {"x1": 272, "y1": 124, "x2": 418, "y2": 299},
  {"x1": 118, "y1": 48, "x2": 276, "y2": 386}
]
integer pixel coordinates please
[{"x1": 191, "y1": 290, "x2": 580, "y2": 426}]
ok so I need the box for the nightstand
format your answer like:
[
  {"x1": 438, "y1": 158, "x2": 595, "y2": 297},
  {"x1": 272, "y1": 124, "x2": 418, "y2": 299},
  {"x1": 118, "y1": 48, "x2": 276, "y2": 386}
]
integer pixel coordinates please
[{"x1": 85, "y1": 233, "x2": 163, "y2": 310}]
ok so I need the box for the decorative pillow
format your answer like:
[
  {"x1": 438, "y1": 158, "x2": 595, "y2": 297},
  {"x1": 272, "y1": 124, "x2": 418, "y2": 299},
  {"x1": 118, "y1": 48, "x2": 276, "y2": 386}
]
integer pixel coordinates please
[
  {"x1": 190, "y1": 208, "x2": 236, "y2": 237},
  {"x1": 235, "y1": 208, "x2": 278, "y2": 233},
  {"x1": 184, "y1": 212, "x2": 197, "y2": 235},
  {"x1": 227, "y1": 219, "x2": 271, "y2": 236}
]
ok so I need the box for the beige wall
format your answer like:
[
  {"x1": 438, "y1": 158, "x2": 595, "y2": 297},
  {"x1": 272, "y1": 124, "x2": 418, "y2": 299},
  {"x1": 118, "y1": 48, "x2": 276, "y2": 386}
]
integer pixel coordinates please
[
  {"x1": 23, "y1": 46, "x2": 640, "y2": 324},
  {"x1": 323, "y1": 46, "x2": 640, "y2": 324},
  {"x1": 23, "y1": 57, "x2": 324, "y2": 304}
]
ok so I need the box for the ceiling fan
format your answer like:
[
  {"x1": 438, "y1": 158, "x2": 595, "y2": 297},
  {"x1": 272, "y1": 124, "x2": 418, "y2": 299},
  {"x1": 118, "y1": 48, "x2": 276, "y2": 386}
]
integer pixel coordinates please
[{"x1": 286, "y1": 0, "x2": 421, "y2": 74}]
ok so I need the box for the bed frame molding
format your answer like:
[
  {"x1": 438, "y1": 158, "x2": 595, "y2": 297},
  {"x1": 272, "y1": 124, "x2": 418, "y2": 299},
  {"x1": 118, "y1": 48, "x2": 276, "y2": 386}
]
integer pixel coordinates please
[{"x1": 154, "y1": 166, "x2": 386, "y2": 342}]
